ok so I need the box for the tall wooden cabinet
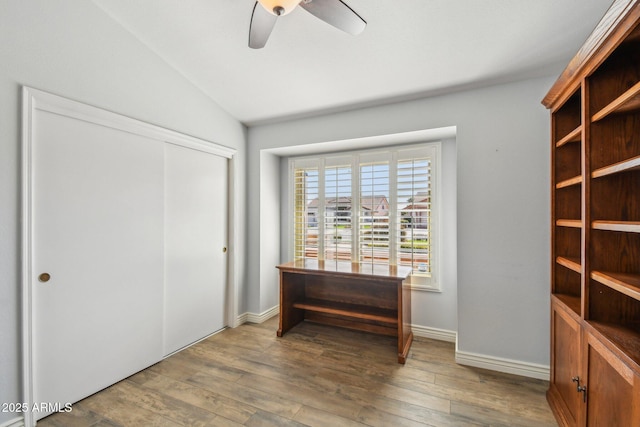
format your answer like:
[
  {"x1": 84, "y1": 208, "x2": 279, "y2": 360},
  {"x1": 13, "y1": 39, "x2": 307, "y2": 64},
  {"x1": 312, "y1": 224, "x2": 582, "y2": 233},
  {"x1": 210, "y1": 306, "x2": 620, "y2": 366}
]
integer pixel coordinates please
[{"x1": 543, "y1": 1, "x2": 640, "y2": 425}]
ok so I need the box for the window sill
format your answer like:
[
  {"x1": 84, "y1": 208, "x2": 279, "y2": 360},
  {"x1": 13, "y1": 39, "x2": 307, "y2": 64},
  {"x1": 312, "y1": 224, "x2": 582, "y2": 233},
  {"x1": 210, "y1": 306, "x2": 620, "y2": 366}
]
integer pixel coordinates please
[
  {"x1": 409, "y1": 284, "x2": 442, "y2": 292},
  {"x1": 406, "y1": 274, "x2": 441, "y2": 292}
]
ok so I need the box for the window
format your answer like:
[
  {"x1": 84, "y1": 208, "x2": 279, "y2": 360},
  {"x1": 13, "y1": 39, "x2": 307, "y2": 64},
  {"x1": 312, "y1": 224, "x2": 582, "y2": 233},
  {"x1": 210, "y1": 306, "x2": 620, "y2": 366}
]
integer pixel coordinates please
[{"x1": 290, "y1": 143, "x2": 440, "y2": 290}]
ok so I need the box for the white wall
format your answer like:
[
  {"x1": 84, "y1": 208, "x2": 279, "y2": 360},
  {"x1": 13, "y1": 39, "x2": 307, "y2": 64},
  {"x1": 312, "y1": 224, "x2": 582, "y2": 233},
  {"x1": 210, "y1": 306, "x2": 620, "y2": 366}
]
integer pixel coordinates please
[
  {"x1": 0, "y1": 1, "x2": 247, "y2": 423},
  {"x1": 411, "y1": 137, "x2": 458, "y2": 333},
  {"x1": 248, "y1": 75, "x2": 552, "y2": 368},
  {"x1": 259, "y1": 152, "x2": 281, "y2": 312}
]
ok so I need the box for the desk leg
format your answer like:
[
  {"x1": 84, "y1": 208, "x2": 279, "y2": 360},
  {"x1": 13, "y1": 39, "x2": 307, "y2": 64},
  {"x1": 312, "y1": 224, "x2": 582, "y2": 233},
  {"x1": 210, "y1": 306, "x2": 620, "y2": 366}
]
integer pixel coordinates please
[
  {"x1": 277, "y1": 271, "x2": 305, "y2": 337},
  {"x1": 398, "y1": 332, "x2": 413, "y2": 364},
  {"x1": 397, "y1": 279, "x2": 413, "y2": 364}
]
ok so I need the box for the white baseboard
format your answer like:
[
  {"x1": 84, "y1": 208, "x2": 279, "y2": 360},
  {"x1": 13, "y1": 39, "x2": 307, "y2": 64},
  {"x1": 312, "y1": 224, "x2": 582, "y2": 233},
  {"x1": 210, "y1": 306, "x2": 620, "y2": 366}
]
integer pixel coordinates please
[
  {"x1": 235, "y1": 312, "x2": 249, "y2": 326},
  {"x1": 0, "y1": 416, "x2": 24, "y2": 427},
  {"x1": 411, "y1": 324, "x2": 456, "y2": 342},
  {"x1": 236, "y1": 305, "x2": 279, "y2": 325},
  {"x1": 455, "y1": 350, "x2": 550, "y2": 381}
]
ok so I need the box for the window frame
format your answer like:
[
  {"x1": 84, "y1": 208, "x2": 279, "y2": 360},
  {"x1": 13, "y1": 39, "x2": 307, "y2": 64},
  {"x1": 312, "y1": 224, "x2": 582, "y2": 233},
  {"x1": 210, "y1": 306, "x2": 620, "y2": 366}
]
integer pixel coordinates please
[{"x1": 288, "y1": 142, "x2": 441, "y2": 291}]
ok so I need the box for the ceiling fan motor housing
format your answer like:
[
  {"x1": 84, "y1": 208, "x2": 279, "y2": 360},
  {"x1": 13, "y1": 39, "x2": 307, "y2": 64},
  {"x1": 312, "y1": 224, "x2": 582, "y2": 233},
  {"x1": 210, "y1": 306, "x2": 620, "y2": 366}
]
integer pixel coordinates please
[{"x1": 257, "y1": 0, "x2": 301, "y2": 16}]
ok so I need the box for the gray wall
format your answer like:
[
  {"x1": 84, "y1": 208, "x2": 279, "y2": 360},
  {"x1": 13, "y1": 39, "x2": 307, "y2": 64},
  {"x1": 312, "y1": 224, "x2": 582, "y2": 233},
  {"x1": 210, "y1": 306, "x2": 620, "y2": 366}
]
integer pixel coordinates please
[
  {"x1": 260, "y1": 152, "x2": 282, "y2": 312},
  {"x1": 248, "y1": 75, "x2": 552, "y2": 366},
  {"x1": 0, "y1": 1, "x2": 247, "y2": 423}
]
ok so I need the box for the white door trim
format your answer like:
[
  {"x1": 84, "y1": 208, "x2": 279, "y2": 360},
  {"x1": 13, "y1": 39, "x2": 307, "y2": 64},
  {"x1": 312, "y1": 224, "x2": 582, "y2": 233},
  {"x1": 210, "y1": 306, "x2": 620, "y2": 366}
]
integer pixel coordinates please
[
  {"x1": 24, "y1": 87, "x2": 236, "y2": 158},
  {"x1": 21, "y1": 86, "x2": 238, "y2": 427}
]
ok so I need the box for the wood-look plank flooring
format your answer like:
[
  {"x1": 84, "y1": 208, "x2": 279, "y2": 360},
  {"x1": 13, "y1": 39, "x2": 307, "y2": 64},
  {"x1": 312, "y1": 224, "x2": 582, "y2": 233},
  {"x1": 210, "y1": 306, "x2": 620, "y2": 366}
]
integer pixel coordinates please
[{"x1": 39, "y1": 317, "x2": 556, "y2": 426}]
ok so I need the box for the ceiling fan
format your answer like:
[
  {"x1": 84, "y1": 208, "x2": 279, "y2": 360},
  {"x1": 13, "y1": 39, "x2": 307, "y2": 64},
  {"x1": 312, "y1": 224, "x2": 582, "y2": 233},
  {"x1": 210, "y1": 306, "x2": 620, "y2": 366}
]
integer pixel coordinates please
[{"x1": 249, "y1": 0, "x2": 366, "y2": 49}]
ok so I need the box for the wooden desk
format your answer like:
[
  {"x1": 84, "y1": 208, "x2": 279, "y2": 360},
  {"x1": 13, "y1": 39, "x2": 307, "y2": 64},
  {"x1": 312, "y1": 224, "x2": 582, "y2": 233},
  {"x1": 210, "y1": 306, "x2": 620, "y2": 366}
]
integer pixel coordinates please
[{"x1": 276, "y1": 259, "x2": 413, "y2": 364}]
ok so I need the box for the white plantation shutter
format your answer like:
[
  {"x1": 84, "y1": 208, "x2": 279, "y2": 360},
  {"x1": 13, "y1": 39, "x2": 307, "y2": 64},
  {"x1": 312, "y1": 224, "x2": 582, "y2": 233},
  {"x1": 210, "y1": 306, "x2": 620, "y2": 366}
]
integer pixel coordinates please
[
  {"x1": 397, "y1": 157, "x2": 431, "y2": 273},
  {"x1": 324, "y1": 162, "x2": 352, "y2": 261},
  {"x1": 290, "y1": 143, "x2": 440, "y2": 290},
  {"x1": 358, "y1": 161, "x2": 390, "y2": 265},
  {"x1": 292, "y1": 161, "x2": 319, "y2": 260}
]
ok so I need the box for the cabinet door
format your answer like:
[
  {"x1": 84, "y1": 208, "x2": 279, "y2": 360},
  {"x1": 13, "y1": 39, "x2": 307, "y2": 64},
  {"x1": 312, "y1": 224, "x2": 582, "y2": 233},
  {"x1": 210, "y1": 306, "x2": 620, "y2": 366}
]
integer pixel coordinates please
[
  {"x1": 584, "y1": 332, "x2": 640, "y2": 427},
  {"x1": 549, "y1": 300, "x2": 582, "y2": 427}
]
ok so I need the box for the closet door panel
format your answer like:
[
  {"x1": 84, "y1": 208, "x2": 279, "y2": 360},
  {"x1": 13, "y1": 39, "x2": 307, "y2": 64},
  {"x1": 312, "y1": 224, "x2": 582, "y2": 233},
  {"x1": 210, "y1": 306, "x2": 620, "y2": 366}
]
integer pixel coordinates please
[
  {"x1": 32, "y1": 110, "x2": 165, "y2": 419},
  {"x1": 164, "y1": 143, "x2": 228, "y2": 355}
]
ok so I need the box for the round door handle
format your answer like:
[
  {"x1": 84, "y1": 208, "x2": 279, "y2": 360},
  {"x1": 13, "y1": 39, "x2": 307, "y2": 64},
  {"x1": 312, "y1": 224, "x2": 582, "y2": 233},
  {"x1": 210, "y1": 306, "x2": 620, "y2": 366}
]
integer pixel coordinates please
[
  {"x1": 223, "y1": 247, "x2": 228, "y2": 253},
  {"x1": 39, "y1": 273, "x2": 51, "y2": 283}
]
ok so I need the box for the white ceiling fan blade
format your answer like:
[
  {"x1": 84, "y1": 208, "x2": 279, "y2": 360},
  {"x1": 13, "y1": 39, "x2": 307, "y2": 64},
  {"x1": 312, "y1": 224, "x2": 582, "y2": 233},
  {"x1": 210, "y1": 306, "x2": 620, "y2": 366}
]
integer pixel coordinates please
[
  {"x1": 249, "y1": 1, "x2": 278, "y2": 49},
  {"x1": 299, "y1": 0, "x2": 366, "y2": 35}
]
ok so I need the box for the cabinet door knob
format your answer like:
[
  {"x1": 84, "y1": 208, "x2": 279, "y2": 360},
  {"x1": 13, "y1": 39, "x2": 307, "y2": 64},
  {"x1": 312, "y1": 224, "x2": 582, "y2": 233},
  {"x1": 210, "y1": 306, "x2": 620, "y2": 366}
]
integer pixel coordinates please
[
  {"x1": 223, "y1": 247, "x2": 228, "y2": 253},
  {"x1": 38, "y1": 273, "x2": 51, "y2": 283}
]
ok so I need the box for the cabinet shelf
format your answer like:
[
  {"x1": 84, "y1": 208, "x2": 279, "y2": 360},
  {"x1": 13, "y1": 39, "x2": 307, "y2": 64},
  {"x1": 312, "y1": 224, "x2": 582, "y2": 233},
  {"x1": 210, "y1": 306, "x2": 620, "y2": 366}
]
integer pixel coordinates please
[
  {"x1": 588, "y1": 321, "x2": 640, "y2": 368},
  {"x1": 592, "y1": 220, "x2": 640, "y2": 233},
  {"x1": 592, "y1": 155, "x2": 640, "y2": 178},
  {"x1": 292, "y1": 299, "x2": 398, "y2": 325},
  {"x1": 557, "y1": 256, "x2": 581, "y2": 273},
  {"x1": 552, "y1": 293, "x2": 581, "y2": 317},
  {"x1": 556, "y1": 126, "x2": 582, "y2": 147},
  {"x1": 591, "y1": 271, "x2": 640, "y2": 302},
  {"x1": 556, "y1": 219, "x2": 582, "y2": 228},
  {"x1": 556, "y1": 175, "x2": 582, "y2": 189},
  {"x1": 592, "y1": 81, "x2": 640, "y2": 122}
]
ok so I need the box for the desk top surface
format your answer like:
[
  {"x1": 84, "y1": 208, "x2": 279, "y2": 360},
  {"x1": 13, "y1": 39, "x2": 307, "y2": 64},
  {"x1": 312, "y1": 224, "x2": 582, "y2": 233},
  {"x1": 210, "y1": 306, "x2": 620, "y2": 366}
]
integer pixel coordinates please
[{"x1": 277, "y1": 259, "x2": 412, "y2": 280}]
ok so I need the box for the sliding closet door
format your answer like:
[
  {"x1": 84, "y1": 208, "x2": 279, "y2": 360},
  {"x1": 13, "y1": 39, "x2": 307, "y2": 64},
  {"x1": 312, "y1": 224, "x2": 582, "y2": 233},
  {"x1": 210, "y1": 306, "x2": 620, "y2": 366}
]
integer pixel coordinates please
[
  {"x1": 31, "y1": 110, "x2": 164, "y2": 419},
  {"x1": 164, "y1": 143, "x2": 228, "y2": 355}
]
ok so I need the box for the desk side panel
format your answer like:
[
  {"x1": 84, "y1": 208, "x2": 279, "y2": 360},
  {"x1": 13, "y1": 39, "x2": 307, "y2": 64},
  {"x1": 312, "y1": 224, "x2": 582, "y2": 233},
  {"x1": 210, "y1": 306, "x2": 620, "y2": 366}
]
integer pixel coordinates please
[{"x1": 278, "y1": 270, "x2": 306, "y2": 337}]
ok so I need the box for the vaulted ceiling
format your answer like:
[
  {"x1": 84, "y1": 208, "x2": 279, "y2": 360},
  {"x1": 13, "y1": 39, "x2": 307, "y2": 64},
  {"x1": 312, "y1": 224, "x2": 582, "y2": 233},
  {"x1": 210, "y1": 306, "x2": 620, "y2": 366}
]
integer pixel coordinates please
[{"x1": 92, "y1": 0, "x2": 613, "y2": 125}]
